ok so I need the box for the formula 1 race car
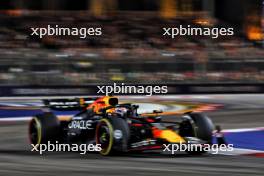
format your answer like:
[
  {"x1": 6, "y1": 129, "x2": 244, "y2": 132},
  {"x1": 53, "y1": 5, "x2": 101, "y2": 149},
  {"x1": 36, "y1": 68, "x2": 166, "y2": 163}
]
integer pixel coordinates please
[{"x1": 29, "y1": 96, "x2": 215, "y2": 155}]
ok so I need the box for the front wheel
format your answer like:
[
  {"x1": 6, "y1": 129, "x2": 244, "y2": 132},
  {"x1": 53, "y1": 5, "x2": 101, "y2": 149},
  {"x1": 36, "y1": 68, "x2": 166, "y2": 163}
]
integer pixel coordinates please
[
  {"x1": 180, "y1": 113, "x2": 215, "y2": 154},
  {"x1": 189, "y1": 113, "x2": 214, "y2": 144}
]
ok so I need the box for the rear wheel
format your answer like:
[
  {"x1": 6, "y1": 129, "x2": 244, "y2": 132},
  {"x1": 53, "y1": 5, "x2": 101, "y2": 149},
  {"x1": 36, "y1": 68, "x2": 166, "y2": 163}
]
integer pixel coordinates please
[
  {"x1": 96, "y1": 117, "x2": 130, "y2": 156},
  {"x1": 29, "y1": 112, "x2": 61, "y2": 145}
]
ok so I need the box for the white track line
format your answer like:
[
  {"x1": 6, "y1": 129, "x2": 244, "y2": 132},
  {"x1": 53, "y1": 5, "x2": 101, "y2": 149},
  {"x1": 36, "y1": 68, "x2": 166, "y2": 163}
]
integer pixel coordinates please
[
  {"x1": 223, "y1": 127, "x2": 264, "y2": 133},
  {"x1": 214, "y1": 148, "x2": 264, "y2": 156}
]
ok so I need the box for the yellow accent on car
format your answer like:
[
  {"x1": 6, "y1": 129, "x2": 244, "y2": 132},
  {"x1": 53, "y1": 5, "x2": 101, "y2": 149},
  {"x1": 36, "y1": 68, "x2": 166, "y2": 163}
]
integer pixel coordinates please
[
  {"x1": 33, "y1": 117, "x2": 42, "y2": 144},
  {"x1": 98, "y1": 118, "x2": 114, "y2": 156},
  {"x1": 160, "y1": 130, "x2": 186, "y2": 143}
]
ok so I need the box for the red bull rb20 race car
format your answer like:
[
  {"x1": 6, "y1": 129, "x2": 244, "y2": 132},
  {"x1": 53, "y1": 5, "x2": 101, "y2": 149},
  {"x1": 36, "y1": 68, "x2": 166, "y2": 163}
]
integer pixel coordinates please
[{"x1": 29, "y1": 96, "x2": 215, "y2": 155}]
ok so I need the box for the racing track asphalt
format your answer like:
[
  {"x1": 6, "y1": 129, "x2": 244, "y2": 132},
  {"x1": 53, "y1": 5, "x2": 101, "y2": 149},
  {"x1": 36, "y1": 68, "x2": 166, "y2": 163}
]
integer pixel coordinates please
[{"x1": 0, "y1": 95, "x2": 263, "y2": 176}]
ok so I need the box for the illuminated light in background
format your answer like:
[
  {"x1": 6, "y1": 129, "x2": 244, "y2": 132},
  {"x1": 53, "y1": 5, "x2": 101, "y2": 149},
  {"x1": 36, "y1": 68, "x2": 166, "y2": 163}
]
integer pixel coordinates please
[
  {"x1": 90, "y1": 0, "x2": 104, "y2": 16},
  {"x1": 4, "y1": 9, "x2": 23, "y2": 16},
  {"x1": 245, "y1": 1, "x2": 264, "y2": 42},
  {"x1": 262, "y1": 0, "x2": 264, "y2": 46},
  {"x1": 193, "y1": 18, "x2": 215, "y2": 27},
  {"x1": 247, "y1": 26, "x2": 263, "y2": 41},
  {"x1": 90, "y1": 0, "x2": 117, "y2": 16},
  {"x1": 160, "y1": 0, "x2": 177, "y2": 19}
]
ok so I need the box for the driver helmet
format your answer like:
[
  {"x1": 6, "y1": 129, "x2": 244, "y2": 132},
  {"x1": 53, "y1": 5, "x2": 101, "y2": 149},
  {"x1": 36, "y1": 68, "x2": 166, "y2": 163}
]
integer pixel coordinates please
[{"x1": 114, "y1": 107, "x2": 128, "y2": 117}]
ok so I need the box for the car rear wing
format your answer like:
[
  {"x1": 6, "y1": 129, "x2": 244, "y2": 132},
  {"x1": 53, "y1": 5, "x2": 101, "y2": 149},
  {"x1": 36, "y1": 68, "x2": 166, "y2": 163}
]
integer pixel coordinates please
[{"x1": 43, "y1": 97, "x2": 98, "y2": 111}]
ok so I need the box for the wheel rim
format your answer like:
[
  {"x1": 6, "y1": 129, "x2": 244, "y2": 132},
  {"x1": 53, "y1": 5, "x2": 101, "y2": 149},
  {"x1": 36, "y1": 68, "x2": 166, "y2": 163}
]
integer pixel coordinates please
[
  {"x1": 96, "y1": 119, "x2": 113, "y2": 155},
  {"x1": 29, "y1": 118, "x2": 41, "y2": 145}
]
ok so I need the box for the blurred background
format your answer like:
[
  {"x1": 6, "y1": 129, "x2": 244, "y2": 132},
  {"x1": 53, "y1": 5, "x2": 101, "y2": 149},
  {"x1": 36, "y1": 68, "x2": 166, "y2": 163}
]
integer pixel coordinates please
[
  {"x1": 0, "y1": 0, "x2": 263, "y2": 86},
  {"x1": 0, "y1": 2, "x2": 264, "y2": 175}
]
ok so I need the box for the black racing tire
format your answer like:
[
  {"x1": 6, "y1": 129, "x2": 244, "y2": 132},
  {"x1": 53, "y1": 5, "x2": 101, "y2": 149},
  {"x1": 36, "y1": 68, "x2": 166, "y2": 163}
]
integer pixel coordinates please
[
  {"x1": 189, "y1": 113, "x2": 214, "y2": 144},
  {"x1": 96, "y1": 117, "x2": 130, "y2": 156},
  {"x1": 29, "y1": 112, "x2": 61, "y2": 145},
  {"x1": 181, "y1": 113, "x2": 215, "y2": 155}
]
